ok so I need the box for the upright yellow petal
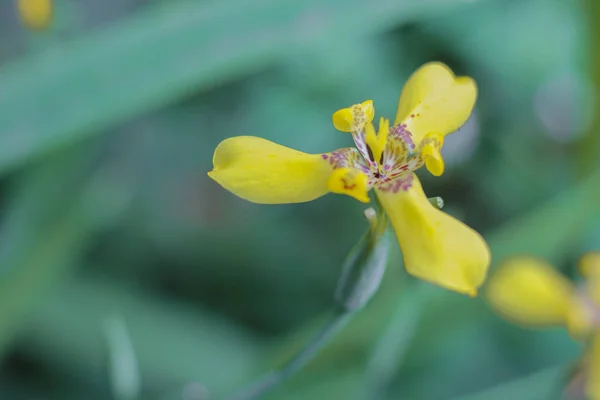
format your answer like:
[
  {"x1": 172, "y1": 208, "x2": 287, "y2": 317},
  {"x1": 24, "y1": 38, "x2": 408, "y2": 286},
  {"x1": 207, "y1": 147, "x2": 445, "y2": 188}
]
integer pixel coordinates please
[
  {"x1": 587, "y1": 333, "x2": 600, "y2": 400},
  {"x1": 375, "y1": 174, "x2": 490, "y2": 296},
  {"x1": 394, "y1": 62, "x2": 477, "y2": 146},
  {"x1": 209, "y1": 136, "x2": 353, "y2": 204},
  {"x1": 486, "y1": 257, "x2": 574, "y2": 327}
]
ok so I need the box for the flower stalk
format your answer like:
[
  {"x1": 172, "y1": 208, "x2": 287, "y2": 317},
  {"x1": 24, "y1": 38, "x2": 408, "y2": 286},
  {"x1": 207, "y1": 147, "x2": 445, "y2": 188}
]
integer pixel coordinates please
[
  {"x1": 335, "y1": 200, "x2": 389, "y2": 313},
  {"x1": 224, "y1": 202, "x2": 390, "y2": 400},
  {"x1": 225, "y1": 311, "x2": 351, "y2": 400}
]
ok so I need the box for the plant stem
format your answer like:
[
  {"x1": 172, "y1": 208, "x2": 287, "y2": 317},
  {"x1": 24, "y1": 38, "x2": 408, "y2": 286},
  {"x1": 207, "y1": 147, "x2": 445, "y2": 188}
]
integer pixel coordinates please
[{"x1": 225, "y1": 310, "x2": 352, "y2": 400}]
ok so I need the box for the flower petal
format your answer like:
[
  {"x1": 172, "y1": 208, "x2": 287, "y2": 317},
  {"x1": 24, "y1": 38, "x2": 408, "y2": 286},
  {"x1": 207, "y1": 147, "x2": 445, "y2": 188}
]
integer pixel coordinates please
[
  {"x1": 327, "y1": 167, "x2": 370, "y2": 203},
  {"x1": 587, "y1": 333, "x2": 600, "y2": 400},
  {"x1": 18, "y1": 0, "x2": 53, "y2": 30},
  {"x1": 394, "y1": 62, "x2": 477, "y2": 146},
  {"x1": 375, "y1": 174, "x2": 490, "y2": 296},
  {"x1": 332, "y1": 108, "x2": 353, "y2": 133},
  {"x1": 486, "y1": 257, "x2": 574, "y2": 327},
  {"x1": 209, "y1": 136, "x2": 355, "y2": 204},
  {"x1": 332, "y1": 100, "x2": 374, "y2": 133},
  {"x1": 579, "y1": 251, "x2": 600, "y2": 279},
  {"x1": 420, "y1": 133, "x2": 445, "y2": 176}
]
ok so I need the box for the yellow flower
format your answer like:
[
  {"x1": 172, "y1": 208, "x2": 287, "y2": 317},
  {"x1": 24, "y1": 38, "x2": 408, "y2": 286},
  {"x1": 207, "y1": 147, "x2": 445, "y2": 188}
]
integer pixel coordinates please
[
  {"x1": 486, "y1": 257, "x2": 581, "y2": 330},
  {"x1": 487, "y1": 253, "x2": 600, "y2": 399},
  {"x1": 208, "y1": 62, "x2": 490, "y2": 296},
  {"x1": 17, "y1": 0, "x2": 53, "y2": 31}
]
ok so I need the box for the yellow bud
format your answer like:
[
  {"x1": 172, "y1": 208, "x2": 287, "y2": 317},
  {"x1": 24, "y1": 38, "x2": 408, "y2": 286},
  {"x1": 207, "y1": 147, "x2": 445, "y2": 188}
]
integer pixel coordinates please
[{"x1": 17, "y1": 0, "x2": 53, "y2": 30}]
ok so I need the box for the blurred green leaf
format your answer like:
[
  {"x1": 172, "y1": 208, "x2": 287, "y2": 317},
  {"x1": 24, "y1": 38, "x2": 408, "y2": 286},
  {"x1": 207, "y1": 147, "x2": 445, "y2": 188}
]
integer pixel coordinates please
[
  {"x1": 0, "y1": 142, "x2": 101, "y2": 353},
  {"x1": 20, "y1": 277, "x2": 266, "y2": 395},
  {"x1": 0, "y1": 0, "x2": 477, "y2": 176},
  {"x1": 104, "y1": 316, "x2": 141, "y2": 400},
  {"x1": 452, "y1": 366, "x2": 565, "y2": 400}
]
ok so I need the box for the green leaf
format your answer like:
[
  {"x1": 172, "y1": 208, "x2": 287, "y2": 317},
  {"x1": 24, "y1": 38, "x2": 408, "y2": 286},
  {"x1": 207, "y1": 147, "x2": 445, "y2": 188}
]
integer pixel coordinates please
[
  {"x1": 21, "y1": 277, "x2": 265, "y2": 394},
  {"x1": 452, "y1": 366, "x2": 566, "y2": 400},
  {"x1": 0, "y1": 0, "x2": 480, "y2": 176},
  {"x1": 0, "y1": 140, "x2": 135, "y2": 356}
]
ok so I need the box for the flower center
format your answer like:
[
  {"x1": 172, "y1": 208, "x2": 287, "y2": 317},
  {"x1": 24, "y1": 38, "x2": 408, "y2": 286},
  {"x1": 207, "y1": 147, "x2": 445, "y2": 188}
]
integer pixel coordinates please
[
  {"x1": 351, "y1": 120, "x2": 424, "y2": 189},
  {"x1": 328, "y1": 101, "x2": 446, "y2": 192}
]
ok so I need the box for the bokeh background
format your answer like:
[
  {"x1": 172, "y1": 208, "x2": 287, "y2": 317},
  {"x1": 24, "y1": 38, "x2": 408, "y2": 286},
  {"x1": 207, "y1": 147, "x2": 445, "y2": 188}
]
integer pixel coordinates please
[{"x1": 0, "y1": 0, "x2": 599, "y2": 399}]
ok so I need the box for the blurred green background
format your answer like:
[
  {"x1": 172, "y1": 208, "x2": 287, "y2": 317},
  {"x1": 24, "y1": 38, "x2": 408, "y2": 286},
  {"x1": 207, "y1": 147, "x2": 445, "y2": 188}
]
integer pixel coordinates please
[{"x1": 0, "y1": 0, "x2": 599, "y2": 399}]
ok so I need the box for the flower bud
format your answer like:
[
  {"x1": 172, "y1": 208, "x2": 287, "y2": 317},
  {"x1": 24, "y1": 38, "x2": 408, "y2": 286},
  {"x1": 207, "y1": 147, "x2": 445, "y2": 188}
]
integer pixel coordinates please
[
  {"x1": 428, "y1": 196, "x2": 444, "y2": 209},
  {"x1": 334, "y1": 207, "x2": 389, "y2": 312}
]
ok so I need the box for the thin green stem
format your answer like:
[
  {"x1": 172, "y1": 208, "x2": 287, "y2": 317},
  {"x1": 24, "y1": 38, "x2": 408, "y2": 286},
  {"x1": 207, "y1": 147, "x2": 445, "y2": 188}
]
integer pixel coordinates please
[{"x1": 224, "y1": 310, "x2": 352, "y2": 400}]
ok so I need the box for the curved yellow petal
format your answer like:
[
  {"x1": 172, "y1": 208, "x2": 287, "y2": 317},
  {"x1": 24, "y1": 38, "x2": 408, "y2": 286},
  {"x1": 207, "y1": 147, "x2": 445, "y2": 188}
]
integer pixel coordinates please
[
  {"x1": 332, "y1": 100, "x2": 375, "y2": 133},
  {"x1": 375, "y1": 174, "x2": 490, "y2": 296},
  {"x1": 587, "y1": 333, "x2": 600, "y2": 400},
  {"x1": 332, "y1": 108, "x2": 353, "y2": 133},
  {"x1": 209, "y1": 136, "x2": 350, "y2": 204},
  {"x1": 420, "y1": 133, "x2": 445, "y2": 176},
  {"x1": 394, "y1": 62, "x2": 477, "y2": 146},
  {"x1": 486, "y1": 257, "x2": 574, "y2": 327},
  {"x1": 327, "y1": 168, "x2": 370, "y2": 203}
]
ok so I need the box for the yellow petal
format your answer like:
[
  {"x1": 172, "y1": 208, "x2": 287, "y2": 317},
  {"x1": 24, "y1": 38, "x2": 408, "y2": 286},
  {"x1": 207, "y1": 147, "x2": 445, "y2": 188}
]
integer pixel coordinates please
[
  {"x1": 578, "y1": 252, "x2": 600, "y2": 278},
  {"x1": 377, "y1": 117, "x2": 389, "y2": 150},
  {"x1": 565, "y1": 295, "x2": 594, "y2": 340},
  {"x1": 363, "y1": 118, "x2": 390, "y2": 169},
  {"x1": 587, "y1": 333, "x2": 600, "y2": 400},
  {"x1": 423, "y1": 149, "x2": 444, "y2": 176},
  {"x1": 332, "y1": 100, "x2": 375, "y2": 133},
  {"x1": 394, "y1": 62, "x2": 477, "y2": 146},
  {"x1": 375, "y1": 174, "x2": 490, "y2": 296},
  {"x1": 486, "y1": 257, "x2": 574, "y2": 327},
  {"x1": 18, "y1": 0, "x2": 53, "y2": 30},
  {"x1": 332, "y1": 108, "x2": 353, "y2": 133},
  {"x1": 209, "y1": 136, "x2": 349, "y2": 204},
  {"x1": 361, "y1": 100, "x2": 375, "y2": 124},
  {"x1": 327, "y1": 168, "x2": 370, "y2": 203},
  {"x1": 420, "y1": 133, "x2": 445, "y2": 176}
]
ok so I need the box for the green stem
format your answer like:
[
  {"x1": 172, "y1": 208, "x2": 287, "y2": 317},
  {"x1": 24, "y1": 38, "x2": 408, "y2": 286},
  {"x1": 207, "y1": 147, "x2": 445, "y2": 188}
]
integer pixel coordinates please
[{"x1": 225, "y1": 310, "x2": 352, "y2": 400}]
